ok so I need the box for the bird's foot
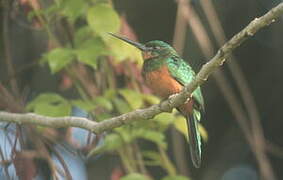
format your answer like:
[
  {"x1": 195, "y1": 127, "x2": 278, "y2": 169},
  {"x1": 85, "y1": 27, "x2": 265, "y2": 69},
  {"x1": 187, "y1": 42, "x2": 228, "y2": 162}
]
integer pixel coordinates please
[
  {"x1": 168, "y1": 93, "x2": 179, "y2": 104},
  {"x1": 159, "y1": 99, "x2": 172, "y2": 112},
  {"x1": 168, "y1": 93, "x2": 192, "y2": 104},
  {"x1": 158, "y1": 94, "x2": 178, "y2": 113},
  {"x1": 184, "y1": 94, "x2": 192, "y2": 104}
]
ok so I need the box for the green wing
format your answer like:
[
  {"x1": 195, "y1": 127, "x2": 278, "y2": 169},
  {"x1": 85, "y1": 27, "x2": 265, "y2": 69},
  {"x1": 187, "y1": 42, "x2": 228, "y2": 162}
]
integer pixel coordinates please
[
  {"x1": 167, "y1": 56, "x2": 204, "y2": 113},
  {"x1": 167, "y1": 56, "x2": 204, "y2": 168}
]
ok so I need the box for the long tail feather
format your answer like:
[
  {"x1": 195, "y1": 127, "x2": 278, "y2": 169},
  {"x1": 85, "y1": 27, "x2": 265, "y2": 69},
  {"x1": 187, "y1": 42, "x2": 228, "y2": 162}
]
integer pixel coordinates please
[{"x1": 187, "y1": 114, "x2": 202, "y2": 168}]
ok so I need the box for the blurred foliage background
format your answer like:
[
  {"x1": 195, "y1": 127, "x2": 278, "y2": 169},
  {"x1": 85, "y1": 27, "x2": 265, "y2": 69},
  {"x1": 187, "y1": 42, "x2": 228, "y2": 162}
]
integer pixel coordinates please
[{"x1": 0, "y1": 0, "x2": 283, "y2": 179}]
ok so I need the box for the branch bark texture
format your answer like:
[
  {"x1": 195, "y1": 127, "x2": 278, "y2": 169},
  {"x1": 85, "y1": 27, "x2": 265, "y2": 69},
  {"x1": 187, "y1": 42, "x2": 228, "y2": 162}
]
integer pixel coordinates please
[{"x1": 1, "y1": 2, "x2": 283, "y2": 134}]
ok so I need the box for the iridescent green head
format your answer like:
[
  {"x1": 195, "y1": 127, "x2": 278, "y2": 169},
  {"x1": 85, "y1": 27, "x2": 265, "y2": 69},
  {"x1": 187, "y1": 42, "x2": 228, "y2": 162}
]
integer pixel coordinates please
[{"x1": 109, "y1": 33, "x2": 177, "y2": 60}]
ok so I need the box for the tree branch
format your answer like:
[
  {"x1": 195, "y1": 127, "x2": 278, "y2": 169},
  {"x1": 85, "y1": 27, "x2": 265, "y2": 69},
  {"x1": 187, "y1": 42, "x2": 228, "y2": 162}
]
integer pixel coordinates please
[{"x1": 0, "y1": 2, "x2": 283, "y2": 134}]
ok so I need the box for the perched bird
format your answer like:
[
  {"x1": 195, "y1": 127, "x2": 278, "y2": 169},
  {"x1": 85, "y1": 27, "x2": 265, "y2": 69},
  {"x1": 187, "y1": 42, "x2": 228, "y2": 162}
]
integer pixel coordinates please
[{"x1": 109, "y1": 33, "x2": 205, "y2": 168}]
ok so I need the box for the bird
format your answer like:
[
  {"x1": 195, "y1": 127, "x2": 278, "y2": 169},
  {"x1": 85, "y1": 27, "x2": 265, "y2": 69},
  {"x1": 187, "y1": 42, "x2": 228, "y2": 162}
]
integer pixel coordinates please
[{"x1": 109, "y1": 33, "x2": 205, "y2": 168}]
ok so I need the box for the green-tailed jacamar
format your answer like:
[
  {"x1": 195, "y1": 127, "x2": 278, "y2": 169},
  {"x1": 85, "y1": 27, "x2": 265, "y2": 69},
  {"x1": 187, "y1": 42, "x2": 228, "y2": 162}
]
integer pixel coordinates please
[{"x1": 110, "y1": 33, "x2": 205, "y2": 168}]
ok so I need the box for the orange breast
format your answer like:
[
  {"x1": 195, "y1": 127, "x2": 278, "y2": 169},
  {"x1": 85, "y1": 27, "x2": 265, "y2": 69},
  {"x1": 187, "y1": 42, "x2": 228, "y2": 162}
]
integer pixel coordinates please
[
  {"x1": 144, "y1": 65, "x2": 183, "y2": 98},
  {"x1": 144, "y1": 65, "x2": 194, "y2": 115}
]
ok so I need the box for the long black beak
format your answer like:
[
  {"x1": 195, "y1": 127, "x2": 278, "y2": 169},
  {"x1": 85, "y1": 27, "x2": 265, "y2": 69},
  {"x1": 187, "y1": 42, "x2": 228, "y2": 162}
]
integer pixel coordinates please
[{"x1": 108, "y1": 33, "x2": 147, "y2": 51}]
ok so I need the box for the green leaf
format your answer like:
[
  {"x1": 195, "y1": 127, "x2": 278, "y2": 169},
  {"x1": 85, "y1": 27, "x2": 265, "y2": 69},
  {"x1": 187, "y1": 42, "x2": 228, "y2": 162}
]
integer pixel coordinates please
[
  {"x1": 162, "y1": 176, "x2": 190, "y2": 180},
  {"x1": 75, "y1": 38, "x2": 108, "y2": 69},
  {"x1": 71, "y1": 97, "x2": 113, "y2": 112},
  {"x1": 33, "y1": 102, "x2": 71, "y2": 117},
  {"x1": 42, "y1": 3, "x2": 59, "y2": 17},
  {"x1": 119, "y1": 89, "x2": 143, "y2": 109},
  {"x1": 45, "y1": 48, "x2": 75, "y2": 73},
  {"x1": 107, "y1": 37, "x2": 143, "y2": 65},
  {"x1": 60, "y1": 0, "x2": 86, "y2": 22},
  {"x1": 199, "y1": 123, "x2": 208, "y2": 142},
  {"x1": 93, "y1": 96, "x2": 113, "y2": 110},
  {"x1": 133, "y1": 129, "x2": 167, "y2": 148},
  {"x1": 103, "y1": 89, "x2": 117, "y2": 99},
  {"x1": 103, "y1": 133, "x2": 124, "y2": 151},
  {"x1": 152, "y1": 113, "x2": 175, "y2": 131},
  {"x1": 115, "y1": 127, "x2": 132, "y2": 143},
  {"x1": 27, "y1": 93, "x2": 71, "y2": 117},
  {"x1": 173, "y1": 116, "x2": 188, "y2": 140},
  {"x1": 121, "y1": 173, "x2": 151, "y2": 180},
  {"x1": 142, "y1": 150, "x2": 161, "y2": 166},
  {"x1": 87, "y1": 3, "x2": 120, "y2": 35},
  {"x1": 27, "y1": 93, "x2": 65, "y2": 108},
  {"x1": 71, "y1": 100, "x2": 96, "y2": 112},
  {"x1": 74, "y1": 26, "x2": 93, "y2": 46},
  {"x1": 142, "y1": 94, "x2": 160, "y2": 104},
  {"x1": 88, "y1": 133, "x2": 123, "y2": 157},
  {"x1": 112, "y1": 97, "x2": 132, "y2": 114},
  {"x1": 95, "y1": 113, "x2": 112, "y2": 122}
]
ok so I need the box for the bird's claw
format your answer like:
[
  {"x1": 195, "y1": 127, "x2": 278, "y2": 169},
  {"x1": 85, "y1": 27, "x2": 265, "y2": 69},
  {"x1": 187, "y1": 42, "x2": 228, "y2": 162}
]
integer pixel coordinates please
[
  {"x1": 158, "y1": 99, "x2": 171, "y2": 112},
  {"x1": 168, "y1": 93, "x2": 192, "y2": 104},
  {"x1": 158, "y1": 94, "x2": 178, "y2": 112},
  {"x1": 184, "y1": 95, "x2": 192, "y2": 104},
  {"x1": 168, "y1": 93, "x2": 179, "y2": 104}
]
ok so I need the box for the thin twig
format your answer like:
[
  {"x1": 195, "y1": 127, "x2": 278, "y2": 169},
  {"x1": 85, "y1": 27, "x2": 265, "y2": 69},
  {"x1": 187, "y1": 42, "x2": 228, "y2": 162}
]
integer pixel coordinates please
[
  {"x1": 0, "y1": 147, "x2": 11, "y2": 180},
  {"x1": 51, "y1": 145, "x2": 73, "y2": 180},
  {"x1": 173, "y1": 0, "x2": 187, "y2": 55},
  {"x1": 158, "y1": 145, "x2": 177, "y2": 176},
  {"x1": 2, "y1": 0, "x2": 20, "y2": 97},
  {"x1": 133, "y1": 143, "x2": 149, "y2": 175}
]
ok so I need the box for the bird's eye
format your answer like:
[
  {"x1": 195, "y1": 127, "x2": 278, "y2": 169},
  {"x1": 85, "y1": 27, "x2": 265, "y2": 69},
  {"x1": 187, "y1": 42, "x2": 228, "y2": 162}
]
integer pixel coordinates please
[{"x1": 153, "y1": 46, "x2": 161, "y2": 50}]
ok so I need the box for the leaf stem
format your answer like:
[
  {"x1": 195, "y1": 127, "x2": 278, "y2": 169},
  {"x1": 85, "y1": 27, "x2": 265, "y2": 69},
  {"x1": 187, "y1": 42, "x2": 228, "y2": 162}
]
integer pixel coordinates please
[
  {"x1": 118, "y1": 148, "x2": 135, "y2": 173},
  {"x1": 158, "y1": 145, "x2": 177, "y2": 176}
]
